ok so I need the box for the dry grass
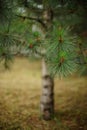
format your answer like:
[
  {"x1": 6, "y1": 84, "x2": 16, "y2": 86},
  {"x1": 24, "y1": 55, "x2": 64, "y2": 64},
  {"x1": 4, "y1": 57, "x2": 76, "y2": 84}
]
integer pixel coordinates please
[{"x1": 0, "y1": 57, "x2": 87, "y2": 130}]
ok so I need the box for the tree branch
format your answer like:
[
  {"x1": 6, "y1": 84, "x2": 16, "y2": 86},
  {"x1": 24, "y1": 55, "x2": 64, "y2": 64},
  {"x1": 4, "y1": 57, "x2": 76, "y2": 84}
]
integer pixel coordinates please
[{"x1": 16, "y1": 15, "x2": 47, "y2": 29}]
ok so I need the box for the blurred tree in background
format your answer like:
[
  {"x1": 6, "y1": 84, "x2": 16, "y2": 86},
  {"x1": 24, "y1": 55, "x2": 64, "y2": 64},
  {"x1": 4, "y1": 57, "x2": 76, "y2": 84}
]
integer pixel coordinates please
[{"x1": 0, "y1": 0, "x2": 87, "y2": 120}]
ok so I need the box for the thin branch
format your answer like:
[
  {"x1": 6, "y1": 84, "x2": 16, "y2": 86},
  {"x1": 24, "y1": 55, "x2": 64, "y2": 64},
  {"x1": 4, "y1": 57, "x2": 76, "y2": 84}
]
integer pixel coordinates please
[
  {"x1": 16, "y1": 14, "x2": 47, "y2": 29},
  {"x1": 34, "y1": 49, "x2": 45, "y2": 57}
]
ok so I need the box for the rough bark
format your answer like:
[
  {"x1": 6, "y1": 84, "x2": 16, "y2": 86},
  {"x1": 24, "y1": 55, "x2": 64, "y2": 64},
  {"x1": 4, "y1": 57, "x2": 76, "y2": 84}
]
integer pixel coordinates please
[
  {"x1": 40, "y1": 59, "x2": 54, "y2": 120},
  {"x1": 39, "y1": 9, "x2": 54, "y2": 120}
]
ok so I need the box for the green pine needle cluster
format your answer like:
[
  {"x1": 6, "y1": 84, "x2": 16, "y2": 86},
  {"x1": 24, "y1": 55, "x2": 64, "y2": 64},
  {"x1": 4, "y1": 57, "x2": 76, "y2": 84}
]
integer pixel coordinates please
[
  {"x1": 21, "y1": 31, "x2": 44, "y2": 57},
  {"x1": 0, "y1": 32, "x2": 18, "y2": 68},
  {"x1": 46, "y1": 25, "x2": 78, "y2": 77}
]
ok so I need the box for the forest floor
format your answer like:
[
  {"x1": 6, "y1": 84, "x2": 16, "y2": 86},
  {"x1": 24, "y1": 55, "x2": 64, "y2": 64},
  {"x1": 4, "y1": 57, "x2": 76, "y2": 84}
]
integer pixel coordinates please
[{"x1": 0, "y1": 57, "x2": 87, "y2": 130}]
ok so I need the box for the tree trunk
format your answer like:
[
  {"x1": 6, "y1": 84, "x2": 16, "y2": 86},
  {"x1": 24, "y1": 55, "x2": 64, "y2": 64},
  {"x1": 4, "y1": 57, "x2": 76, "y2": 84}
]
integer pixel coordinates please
[
  {"x1": 40, "y1": 59, "x2": 54, "y2": 120},
  {"x1": 32, "y1": 8, "x2": 54, "y2": 120}
]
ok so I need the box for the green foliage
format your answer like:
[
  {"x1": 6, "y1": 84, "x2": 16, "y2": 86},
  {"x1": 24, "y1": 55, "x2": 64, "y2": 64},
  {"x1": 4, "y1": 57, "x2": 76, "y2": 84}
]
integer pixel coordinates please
[
  {"x1": 23, "y1": 31, "x2": 44, "y2": 57},
  {"x1": 76, "y1": 38, "x2": 87, "y2": 76},
  {"x1": 0, "y1": 0, "x2": 14, "y2": 25},
  {"x1": 79, "y1": 64, "x2": 87, "y2": 76},
  {"x1": 0, "y1": 51, "x2": 13, "y2": 69},
  {"x1": 46, "y1": 24, "x2": 78, "y2": 77},
  {"x1": 0, "y1": 0, "x2": 87, "y2": 76},
  {"x1": 0, "y1": 32, "x2": 17, "y2": 68}
]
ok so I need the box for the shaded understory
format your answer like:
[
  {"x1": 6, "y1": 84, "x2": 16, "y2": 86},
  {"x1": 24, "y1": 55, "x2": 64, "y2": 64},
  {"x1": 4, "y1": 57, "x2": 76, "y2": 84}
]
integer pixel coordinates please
[{"x1": 0, "y1": 57, "x2": 87, "y2": 130}]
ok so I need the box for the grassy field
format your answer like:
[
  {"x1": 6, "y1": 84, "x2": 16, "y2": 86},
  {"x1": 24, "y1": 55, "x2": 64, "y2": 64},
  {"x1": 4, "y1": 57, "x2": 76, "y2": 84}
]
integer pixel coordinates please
[{"x1": 0, "y1": 57, "x2": 87, "y2": 130}]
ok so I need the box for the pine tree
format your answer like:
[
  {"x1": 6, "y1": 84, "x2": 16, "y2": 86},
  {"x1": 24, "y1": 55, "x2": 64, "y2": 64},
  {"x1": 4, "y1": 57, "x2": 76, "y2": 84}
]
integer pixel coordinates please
[{"x1": 0, "y1": 0, "x2": 87, "y2": 120}]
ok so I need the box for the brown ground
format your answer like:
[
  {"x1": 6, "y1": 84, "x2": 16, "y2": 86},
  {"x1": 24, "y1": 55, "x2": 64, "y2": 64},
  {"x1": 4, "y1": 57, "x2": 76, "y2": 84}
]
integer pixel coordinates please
[{"x1": 0, "y1": 57, "x2": 87, "y2": 130}]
